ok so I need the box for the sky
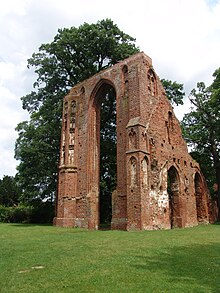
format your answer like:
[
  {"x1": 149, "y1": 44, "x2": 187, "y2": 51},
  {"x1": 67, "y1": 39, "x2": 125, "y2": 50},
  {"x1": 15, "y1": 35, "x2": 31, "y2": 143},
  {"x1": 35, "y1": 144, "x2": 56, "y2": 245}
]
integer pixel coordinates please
[{"x1": 0, "y1": 0, "x2": 220, "y2": 179}]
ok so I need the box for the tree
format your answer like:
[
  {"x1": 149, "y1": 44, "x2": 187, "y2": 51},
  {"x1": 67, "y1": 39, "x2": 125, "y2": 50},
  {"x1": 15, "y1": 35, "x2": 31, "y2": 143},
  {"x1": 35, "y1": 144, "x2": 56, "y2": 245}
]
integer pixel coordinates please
[
  {"x1": 0, "y1": 175, "x2": 22, "y2": 206},
  {"x1": 15, "y1": 19, "x2": 139, "y2": 202},
  {"x1": 161, "y1": 79, "x2": 185, "y2": 106},
  {"x1": 182, "y1": 71, "x2": 220, "y2": 221}
]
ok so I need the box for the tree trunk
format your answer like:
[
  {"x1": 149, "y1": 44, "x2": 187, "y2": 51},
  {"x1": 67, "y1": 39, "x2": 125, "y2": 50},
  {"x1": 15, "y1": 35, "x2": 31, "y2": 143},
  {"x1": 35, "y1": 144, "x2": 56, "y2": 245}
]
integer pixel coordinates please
[
  {"x1": 210, "y1": 141, "x2": 220, "y2": 222},
  {"x1": 216, "y1": 167, "x2": 220, "y2": 222},
  {"x1": 211, "y1": 142, "x2": 220, "y2": 222}
]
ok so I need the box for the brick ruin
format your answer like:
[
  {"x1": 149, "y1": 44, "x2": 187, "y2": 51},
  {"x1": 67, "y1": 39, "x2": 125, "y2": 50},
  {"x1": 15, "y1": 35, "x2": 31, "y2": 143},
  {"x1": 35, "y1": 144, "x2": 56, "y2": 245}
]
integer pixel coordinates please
[{"x1": 54, "y1": 52, "x2": 211, "y2": 230}]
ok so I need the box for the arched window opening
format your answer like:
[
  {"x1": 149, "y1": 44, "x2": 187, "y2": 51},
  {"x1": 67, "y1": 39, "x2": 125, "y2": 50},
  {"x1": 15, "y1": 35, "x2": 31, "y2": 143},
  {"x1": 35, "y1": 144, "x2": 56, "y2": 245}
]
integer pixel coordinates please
[
  {"x1": 122, "y1": 65, "x2": 128, "y2": 79},
  {"x1": 122, "y1": 65, "x2": 129, "y2": 98},
  {"x1": 94, "y1": 82, "x2": 117, "y2": 229},
  {"x1": 168, "y1": 111, "x2": 174, "y2": 129},
  {"x1": 167, "y1": 166, "x2": 181, "y2": 228},
  {"x1": 166, "y1": 111, "x2": 174, "y2": 144},
  {"x1": 147, "y1": 69, "x2": 156, "y2": 96}
]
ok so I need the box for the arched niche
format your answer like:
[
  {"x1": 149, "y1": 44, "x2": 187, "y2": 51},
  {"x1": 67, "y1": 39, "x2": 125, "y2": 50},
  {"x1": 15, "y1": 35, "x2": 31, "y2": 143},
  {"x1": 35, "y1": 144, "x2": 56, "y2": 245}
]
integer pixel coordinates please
[
  {"x1": 167, "y1": 166, "x2": 181, "y2": 228},
  {"x1": 130, "y1": 156, "x2": 137, "y2": 189},
  {"x1": 128, "y1": 128, "x2": 137, "y2": 149},
  {"x1": 194, "y1": 172, "x2": 208, "y2": 223},
  {"x1": 141, "y1": 156, "x2": 149, "y2": 189}
]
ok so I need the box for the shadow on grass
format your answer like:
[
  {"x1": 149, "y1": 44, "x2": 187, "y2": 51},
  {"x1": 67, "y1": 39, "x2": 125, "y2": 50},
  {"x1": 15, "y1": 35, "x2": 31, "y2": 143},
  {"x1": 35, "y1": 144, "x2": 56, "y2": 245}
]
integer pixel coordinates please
[
  {"x1": 132, "y1": 242, "x2": 220, "y2": 292},
  {"x1": 8, "y1": 223, "x2": 53, "y2": 228}
]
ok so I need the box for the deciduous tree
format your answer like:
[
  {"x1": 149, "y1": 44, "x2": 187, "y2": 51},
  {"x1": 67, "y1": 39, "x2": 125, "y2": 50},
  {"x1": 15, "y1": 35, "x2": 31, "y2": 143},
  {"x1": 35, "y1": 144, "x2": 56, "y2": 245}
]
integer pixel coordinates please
[
  {"x1": 15, "y1": 19, "x2": 139, "y2": 201},
  {"x1": 161, "y1": 79, "x2": 185, "y2": 106},
  {"x1": 0, "y1": 175, "x2": 21, "y2": 206},
  {"x1": 15, "y1": 17, "x2": 186, "y2": 208},
  {"x1": 182, "y1": 70, "x2": 220, "y2": 221}
]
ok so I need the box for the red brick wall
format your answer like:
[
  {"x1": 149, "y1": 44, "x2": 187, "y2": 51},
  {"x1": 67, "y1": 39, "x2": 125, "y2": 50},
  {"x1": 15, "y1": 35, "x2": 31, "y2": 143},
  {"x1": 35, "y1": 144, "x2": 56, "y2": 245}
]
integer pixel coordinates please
[{"x1": 54, "y1": 52, "x2": 211, "y2": 230}]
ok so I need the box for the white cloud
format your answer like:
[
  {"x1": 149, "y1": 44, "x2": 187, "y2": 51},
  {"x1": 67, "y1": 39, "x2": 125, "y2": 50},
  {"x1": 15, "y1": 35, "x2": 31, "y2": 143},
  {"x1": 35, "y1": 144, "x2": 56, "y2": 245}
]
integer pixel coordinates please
[
  {"x1": 0, "y1": 0, "x2": 220, "y2": 178},
  {"x1": 0, "y1": 84, "x2": 28, "y2": 177},
  {"x1": 0, "y1": 0, "x2": 27, "y2": 16}
]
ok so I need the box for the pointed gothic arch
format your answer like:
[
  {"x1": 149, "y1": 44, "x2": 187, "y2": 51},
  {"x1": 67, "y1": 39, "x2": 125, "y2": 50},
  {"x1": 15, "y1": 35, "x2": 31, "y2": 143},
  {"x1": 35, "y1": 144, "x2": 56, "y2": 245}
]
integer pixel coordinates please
[
  {"x1": 167, "y1": 166, "x2": 182, "y2": 228},
  {"x1": 88, "y1": 79, "x2": 117, "y2": 228},
  {"x1": 147, "y1": 68, "x2": 157, "y2": 96},
  {"x1": 194, "y1": 172, "x2": 209, "y2": 223}
]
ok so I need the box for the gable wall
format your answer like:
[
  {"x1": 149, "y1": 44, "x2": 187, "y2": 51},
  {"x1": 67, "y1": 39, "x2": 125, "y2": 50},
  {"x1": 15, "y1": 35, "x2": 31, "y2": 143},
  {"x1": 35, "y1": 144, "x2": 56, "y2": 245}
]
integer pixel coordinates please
[{"x1": 54, "y1": 52, "x2": 210, "y2": 230}]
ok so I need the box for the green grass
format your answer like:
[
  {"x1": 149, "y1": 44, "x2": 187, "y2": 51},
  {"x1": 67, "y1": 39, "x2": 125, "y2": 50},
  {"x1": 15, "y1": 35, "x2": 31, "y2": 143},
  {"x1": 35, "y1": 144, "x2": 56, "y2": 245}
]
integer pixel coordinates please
[{"x1": 0, "y1": 224, "x2": 219, "y2": 293}]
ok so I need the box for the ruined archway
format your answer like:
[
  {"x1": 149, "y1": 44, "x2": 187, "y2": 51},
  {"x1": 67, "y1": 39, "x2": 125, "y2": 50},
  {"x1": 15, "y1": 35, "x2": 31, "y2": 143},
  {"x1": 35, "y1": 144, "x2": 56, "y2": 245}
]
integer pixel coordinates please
[
  {"x1": 194, "y1": 172, "x2": 208, "y2": 223},
  {"x1": 167, "y1": 166, "x2": 182, "y2": 228},
  {"x1": 90, "y1": 80, "x2": 117, "y2": 229}
]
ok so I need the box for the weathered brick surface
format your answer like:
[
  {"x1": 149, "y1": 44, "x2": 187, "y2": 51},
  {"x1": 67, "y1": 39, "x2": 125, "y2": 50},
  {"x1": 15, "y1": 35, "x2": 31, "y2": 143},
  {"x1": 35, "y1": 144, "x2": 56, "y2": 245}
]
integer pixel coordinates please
[{"x1": 54, "y1": 52, "x2": 211, "y2": 230}]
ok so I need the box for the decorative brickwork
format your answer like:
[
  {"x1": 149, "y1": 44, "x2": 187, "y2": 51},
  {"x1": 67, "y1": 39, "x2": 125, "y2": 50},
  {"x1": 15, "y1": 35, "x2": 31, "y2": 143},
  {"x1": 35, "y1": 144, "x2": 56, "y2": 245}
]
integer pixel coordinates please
[{"x1": 54, "y1": 52, "x2": 211, "y2": 230}]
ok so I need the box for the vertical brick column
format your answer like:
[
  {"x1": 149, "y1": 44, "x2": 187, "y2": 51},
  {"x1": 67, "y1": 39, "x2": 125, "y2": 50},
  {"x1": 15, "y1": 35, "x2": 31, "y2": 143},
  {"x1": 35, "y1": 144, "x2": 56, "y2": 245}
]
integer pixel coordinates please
[{"x1": 54, "y1": 94, "x2": 79, "y2": 227}]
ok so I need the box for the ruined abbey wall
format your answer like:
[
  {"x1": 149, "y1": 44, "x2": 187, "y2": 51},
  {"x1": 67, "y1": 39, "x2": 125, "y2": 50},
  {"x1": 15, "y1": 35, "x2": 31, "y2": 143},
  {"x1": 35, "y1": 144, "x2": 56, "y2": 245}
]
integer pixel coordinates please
[{"x1": 54, "y1": 52, "x2": 211, "y2": 230}]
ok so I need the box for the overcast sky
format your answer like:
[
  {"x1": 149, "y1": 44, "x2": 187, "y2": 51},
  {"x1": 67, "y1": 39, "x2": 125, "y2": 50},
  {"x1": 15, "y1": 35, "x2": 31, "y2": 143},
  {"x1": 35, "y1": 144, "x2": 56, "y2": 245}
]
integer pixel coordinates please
[{"x1": 0, "y1": 0, "x2": 220, "y2": 179}]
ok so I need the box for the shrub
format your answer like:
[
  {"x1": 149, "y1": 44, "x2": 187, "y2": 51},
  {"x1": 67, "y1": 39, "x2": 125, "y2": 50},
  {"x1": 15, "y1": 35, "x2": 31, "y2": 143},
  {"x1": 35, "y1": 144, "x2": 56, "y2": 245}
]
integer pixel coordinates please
[
  {"x1": 30, "y1": 200, "x2": 54, "y2": 223},
  {"x1": 9, "y1": 205, "x2": 33, "y2": 223},
  {"x1": 0, "y1": 201, "x2": 55, "y2": 224},
  {"x1": 0, "y1": 205, "x2": 33, "y2": 223},
  {"x1": 0, "y1": 205, "x2": 10, "y2": 222}
]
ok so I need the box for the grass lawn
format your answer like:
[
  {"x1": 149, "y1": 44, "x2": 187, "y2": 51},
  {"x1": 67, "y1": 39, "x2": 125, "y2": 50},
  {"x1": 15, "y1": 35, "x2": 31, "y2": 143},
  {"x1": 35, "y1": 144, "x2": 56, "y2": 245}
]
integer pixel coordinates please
[{"x1": 0, "y1": 223, "x2": 219, "y2": 293}]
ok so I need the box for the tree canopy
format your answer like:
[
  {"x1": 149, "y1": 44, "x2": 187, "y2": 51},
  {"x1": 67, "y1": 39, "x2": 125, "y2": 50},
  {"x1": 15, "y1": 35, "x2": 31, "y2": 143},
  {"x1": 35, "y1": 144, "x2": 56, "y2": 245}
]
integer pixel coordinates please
[
  {"x1": 0, "y1": 175, "x2": 21, "y2": 207},
  {"x1": 161, "y1": 79, "x2": 185, "y2": 106},
  {"x1": 15, "y1": 17, "x2": 188, "y2": 211},
  {"x1": 15, "y1": 19, "x2": 139, "y2": 201},
  {"x1": 182, "y1": 69, "x2": 220, "y2": 221}
]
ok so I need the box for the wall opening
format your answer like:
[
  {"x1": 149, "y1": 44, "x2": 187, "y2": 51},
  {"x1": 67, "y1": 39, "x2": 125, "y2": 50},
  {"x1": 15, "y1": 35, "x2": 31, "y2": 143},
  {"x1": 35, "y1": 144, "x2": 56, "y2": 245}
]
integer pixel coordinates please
[
  {"x1": 94, "y1": 81, "x2": 117, "y2": 229},
  {"x1": 195, "y1": 172, "x2": 207, "y2": 223},
  {"x1": 147, "y1": 69, "x2": 156, "y2": 96},
  {"x1": 167, "y1": 166, "x2": 181, "y2": 228}
]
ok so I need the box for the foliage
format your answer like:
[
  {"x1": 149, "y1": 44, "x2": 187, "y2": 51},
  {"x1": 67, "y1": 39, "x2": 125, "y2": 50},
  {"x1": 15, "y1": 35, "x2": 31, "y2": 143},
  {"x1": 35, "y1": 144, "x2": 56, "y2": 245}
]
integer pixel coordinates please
[
  {"x1": 0, "y1": 175, "x2": 22, "y2": 206},
  {"x1": 30, "y1": 200, "x2": 54, "y2": 223},
  {"x1": 15, "y1": 112, "x2": 61, "y2": 201},
  {"x1": 0, "y1": 224, "x2": 219, "y2": 292},
  {"x1": 0, "y1": 200, "x2": 54, "y2": 224},
  {"x1": 0, "y1": 205, "x2": 10, "y2": 222},
  {"x1": 189, "y1": 150, "x2": 216, "y2": 197},
  {"x1": 161, "y1": 79, "x2": 185, "y2": 106},
  {"x1": 182, "y1": 71, "x2": 220, "y2": 220},
  {"x1": 0, "y1": 204, "x2": 33, "y2": 223},
  {"x1": 15, "y1": 19, "x2": 139, "y2": 202}
]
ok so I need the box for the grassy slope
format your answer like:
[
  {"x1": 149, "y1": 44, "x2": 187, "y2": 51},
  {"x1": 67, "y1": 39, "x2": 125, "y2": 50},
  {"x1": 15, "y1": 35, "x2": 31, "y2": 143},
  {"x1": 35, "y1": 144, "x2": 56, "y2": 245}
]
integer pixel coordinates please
[{"x1": 0, "y1": 224, "x2": 219, "y2": 293}]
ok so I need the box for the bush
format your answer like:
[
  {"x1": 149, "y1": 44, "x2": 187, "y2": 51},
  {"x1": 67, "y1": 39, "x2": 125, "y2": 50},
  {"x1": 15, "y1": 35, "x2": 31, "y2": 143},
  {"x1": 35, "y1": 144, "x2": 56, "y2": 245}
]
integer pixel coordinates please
[
  {"x1": 0, "y1": 205, "x2": 33, "y2": 223},
  {"x1": 0, "y1": 202, "x2": 54, "y2": 224},
  {"x1": 30, "y1": 200, "x2": 54, "y2": 223},
  {"x1": 0, "y1": 205, "x2": 10, "y2": 222},
  {"x1": 10, "y1": 205, "x2": 33, "y2": 223}
]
